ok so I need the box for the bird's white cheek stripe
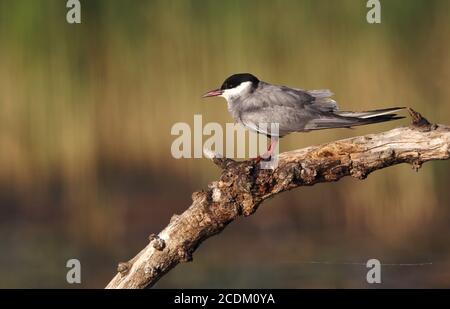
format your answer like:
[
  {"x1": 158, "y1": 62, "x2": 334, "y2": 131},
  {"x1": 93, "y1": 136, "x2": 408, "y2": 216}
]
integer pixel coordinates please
[{"x1": 221, "y1": 81, "x2": 252, "y2": 100}]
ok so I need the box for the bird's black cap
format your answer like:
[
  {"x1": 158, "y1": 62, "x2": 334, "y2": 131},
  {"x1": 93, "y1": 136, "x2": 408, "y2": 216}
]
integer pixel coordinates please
[{"x1": 220, "y1": 73, "x2": 259, "y2": 90}]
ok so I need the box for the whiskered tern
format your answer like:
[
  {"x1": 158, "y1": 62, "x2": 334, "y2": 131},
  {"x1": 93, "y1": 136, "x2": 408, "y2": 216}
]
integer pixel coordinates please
[{"x1": 203, "y1": 73, "x2": 404, "y2": 159}]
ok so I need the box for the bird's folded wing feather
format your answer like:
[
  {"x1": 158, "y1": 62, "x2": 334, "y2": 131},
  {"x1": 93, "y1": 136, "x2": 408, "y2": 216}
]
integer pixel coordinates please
[{"x1": 239, "y1": 84, "x2": 340, "y2": 135}]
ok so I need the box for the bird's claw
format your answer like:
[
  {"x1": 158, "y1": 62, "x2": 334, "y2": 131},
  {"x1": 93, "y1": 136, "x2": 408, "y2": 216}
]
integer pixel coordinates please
[{"x1": 250, "y1": 155, "x2": 272, "y2": 163}]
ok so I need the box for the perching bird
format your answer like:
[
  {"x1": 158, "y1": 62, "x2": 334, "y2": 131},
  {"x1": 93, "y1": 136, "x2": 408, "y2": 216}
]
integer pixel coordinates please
[{"x1": 203, "y1": 73, "x2": 404, "y2": 158}]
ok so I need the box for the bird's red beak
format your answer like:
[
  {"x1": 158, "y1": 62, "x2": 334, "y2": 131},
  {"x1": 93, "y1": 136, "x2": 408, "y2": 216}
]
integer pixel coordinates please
[{"x1": 202, "y1": 89, "x2": 223, "y2": 98}]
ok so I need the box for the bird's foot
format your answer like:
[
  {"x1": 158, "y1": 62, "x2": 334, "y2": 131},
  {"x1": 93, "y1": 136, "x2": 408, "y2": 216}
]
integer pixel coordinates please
[{"x1": 250, "y1": 154, "x2": 272, "y2": 163}]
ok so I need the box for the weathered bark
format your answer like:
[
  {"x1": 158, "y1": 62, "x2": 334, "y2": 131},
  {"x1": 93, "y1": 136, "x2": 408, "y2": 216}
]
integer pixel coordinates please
[{"x1": 106, "y1": 109, "x2": 450, "y2": 289}]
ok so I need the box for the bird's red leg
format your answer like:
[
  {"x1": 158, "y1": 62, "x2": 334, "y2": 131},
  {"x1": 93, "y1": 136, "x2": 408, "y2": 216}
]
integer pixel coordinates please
[
  {"x1": 250, "y1": 141, "x2": 271, "y2": 162},
  {"x1": 251, "y1": 137, "x2": 278, "y2": 161},
  {"x1": 261, "y1": 137, "x2": 278, "y2": 159}
]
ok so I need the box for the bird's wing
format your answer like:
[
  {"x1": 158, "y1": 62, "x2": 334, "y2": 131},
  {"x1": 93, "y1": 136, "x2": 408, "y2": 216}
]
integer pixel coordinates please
[
  {"x1": 249, "y1": 83, "x2": 339, "y2": 113},
  {"x1": 240, "y1": 83, "x2": 404, "y2": 135},
  {"x1": 239, "y1": 83, "x2": 340, "y2": 136}
]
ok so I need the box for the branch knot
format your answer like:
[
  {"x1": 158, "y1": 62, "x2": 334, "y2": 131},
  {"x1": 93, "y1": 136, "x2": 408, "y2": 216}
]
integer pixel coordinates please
[
  {"x1": 149, "y1": 234, "x2": 166, "y2": 251},
  {"x1": 117, "y1": 262, "x2": 131, "y2": 276},
  {"x1": 408, "y1": 108, "x2": 437, "y2": 131}
]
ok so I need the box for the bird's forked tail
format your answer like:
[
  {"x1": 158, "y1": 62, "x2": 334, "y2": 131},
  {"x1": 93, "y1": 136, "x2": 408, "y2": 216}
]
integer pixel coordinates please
[{"x1": 305, "y1": 107, "x2": 405, "y2": 130}]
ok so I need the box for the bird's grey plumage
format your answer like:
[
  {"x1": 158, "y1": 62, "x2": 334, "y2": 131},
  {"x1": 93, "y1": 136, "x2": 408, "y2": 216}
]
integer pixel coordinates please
[{"x1": 204, "y1": 73, "x2": 405, "y2": 138}]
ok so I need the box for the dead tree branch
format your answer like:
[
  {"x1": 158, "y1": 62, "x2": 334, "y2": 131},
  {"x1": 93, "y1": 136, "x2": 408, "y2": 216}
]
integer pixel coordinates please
[{"x1": 106, "y1": 109, "x2": 450, "y2": 289}]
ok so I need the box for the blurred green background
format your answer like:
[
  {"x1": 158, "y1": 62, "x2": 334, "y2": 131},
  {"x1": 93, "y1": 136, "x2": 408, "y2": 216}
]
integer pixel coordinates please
[{"x1": 0, "y1": 0, "x2": 450, "y2": 288}]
